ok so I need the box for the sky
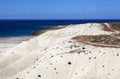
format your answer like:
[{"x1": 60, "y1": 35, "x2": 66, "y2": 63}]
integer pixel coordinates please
[{"x1": 0, "y1": 0, "x2": 120, "y2": 19}]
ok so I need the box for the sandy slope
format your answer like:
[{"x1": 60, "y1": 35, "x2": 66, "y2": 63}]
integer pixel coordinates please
[
  {"x1": 0, "y1": 23, "x2": 119, "y2": 79},
  {"x1": 0, "y1": 36, "x2": 34, "y2": 53}
]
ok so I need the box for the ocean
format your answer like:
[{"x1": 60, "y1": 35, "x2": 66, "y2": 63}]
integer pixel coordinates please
[{"x1": 0, "y1": 19, "x2": 120, "y2": 37}]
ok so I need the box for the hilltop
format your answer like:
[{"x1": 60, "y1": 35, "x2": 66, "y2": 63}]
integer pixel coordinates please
[{"x1": 0, "y1": 23, "x2": 120, "y2": 79}]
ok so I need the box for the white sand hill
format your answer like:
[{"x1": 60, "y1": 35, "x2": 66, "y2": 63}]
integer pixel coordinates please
[
  {"x1": 0, "y1": 23, "x2": 120, "y2": 79},
  {"x1": 0, "y1": 36, "x2": 34, "y2": 53}
]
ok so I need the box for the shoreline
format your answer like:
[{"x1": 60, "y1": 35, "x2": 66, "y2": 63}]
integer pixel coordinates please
[
  {"x1": 32, "y1": 25, "x2": 66, "y2": 36},
  {"x1": 0, "y1": 36, "x2": 35, "y2": 53},
  {"x1": 0, "y1": 22, "x2": 120, "y2": 53},
  {"x1": 0, "y1": 22, "x2": 120, "y2": 79}
]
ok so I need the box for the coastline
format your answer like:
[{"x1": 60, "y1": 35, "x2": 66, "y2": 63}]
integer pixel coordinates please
[
  {"x1": 0, "y1": 25, "x2": 66, "y2": 53},
  {"x1": 0, "y1": 22, "x2": 119, "y2": 79},
  {"x1": 0, "y1": 36, "x2": 35, "y2": 53},
  {"x1": 0, "y1": 22, "x2": 120, "y2": 53},
  {"x1": 32, "y1": 25, "x2": 65, "y2": 36}
]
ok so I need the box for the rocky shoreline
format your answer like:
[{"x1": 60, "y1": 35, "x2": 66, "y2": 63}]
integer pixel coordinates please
[{"x1": 32, "y1": 26, "x2": 65, "y2": 36}]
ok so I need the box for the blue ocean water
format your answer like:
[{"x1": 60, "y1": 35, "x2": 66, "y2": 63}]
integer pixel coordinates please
[{"x1": 0, "y1": 19, "x2": 120, "y2": 37}]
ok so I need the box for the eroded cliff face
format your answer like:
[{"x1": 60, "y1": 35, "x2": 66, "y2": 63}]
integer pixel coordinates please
[{"x1": 0, "y1": 23, "x2": 120, "y2": 79}]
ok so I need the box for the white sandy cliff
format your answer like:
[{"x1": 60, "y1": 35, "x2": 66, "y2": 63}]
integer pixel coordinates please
[{"x1": 0, "y1": 23, "x2": 120, "y2": 79}]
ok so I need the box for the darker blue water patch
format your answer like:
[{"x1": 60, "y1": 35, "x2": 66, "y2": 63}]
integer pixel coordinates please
[{"x1": 0, "y1": 19, "x2": 120, "y2": 37}]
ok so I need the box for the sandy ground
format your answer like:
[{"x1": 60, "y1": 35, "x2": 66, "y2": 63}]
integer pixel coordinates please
[
  {"x1": 0, "y1": 23, "x2": 119, "y2": 79},
  {"x1": 0, "y1": 36, "x2": 34, "y2": 53}
]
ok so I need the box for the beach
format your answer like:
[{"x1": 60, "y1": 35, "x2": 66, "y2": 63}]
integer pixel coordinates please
[
  {"x1": 0, "y1": 0, "x2": 120, "y2": 78},
  {"x1": 0, "y1": 36, "x2": 34, "y2": 53},
  {"x1": 0, "y1": 23, "x2": 119, "y2": 79}
]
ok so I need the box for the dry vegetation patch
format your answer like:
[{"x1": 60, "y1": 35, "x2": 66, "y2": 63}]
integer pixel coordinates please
[
  {"x1": 72, "y1": 35, "x2": 120, "y2": 48},
  {"x1": 109, "y1": 22, "x2": 120, "y2": 31}
]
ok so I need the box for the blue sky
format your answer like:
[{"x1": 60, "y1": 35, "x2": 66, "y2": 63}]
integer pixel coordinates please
[{"x1": 0, "y1": 0, "x2": 120, "y2": 19}]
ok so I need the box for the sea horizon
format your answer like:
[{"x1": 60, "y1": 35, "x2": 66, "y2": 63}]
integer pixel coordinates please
[{"x1": 0, "y1": 19, "x2": 120, "y2": 37}]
